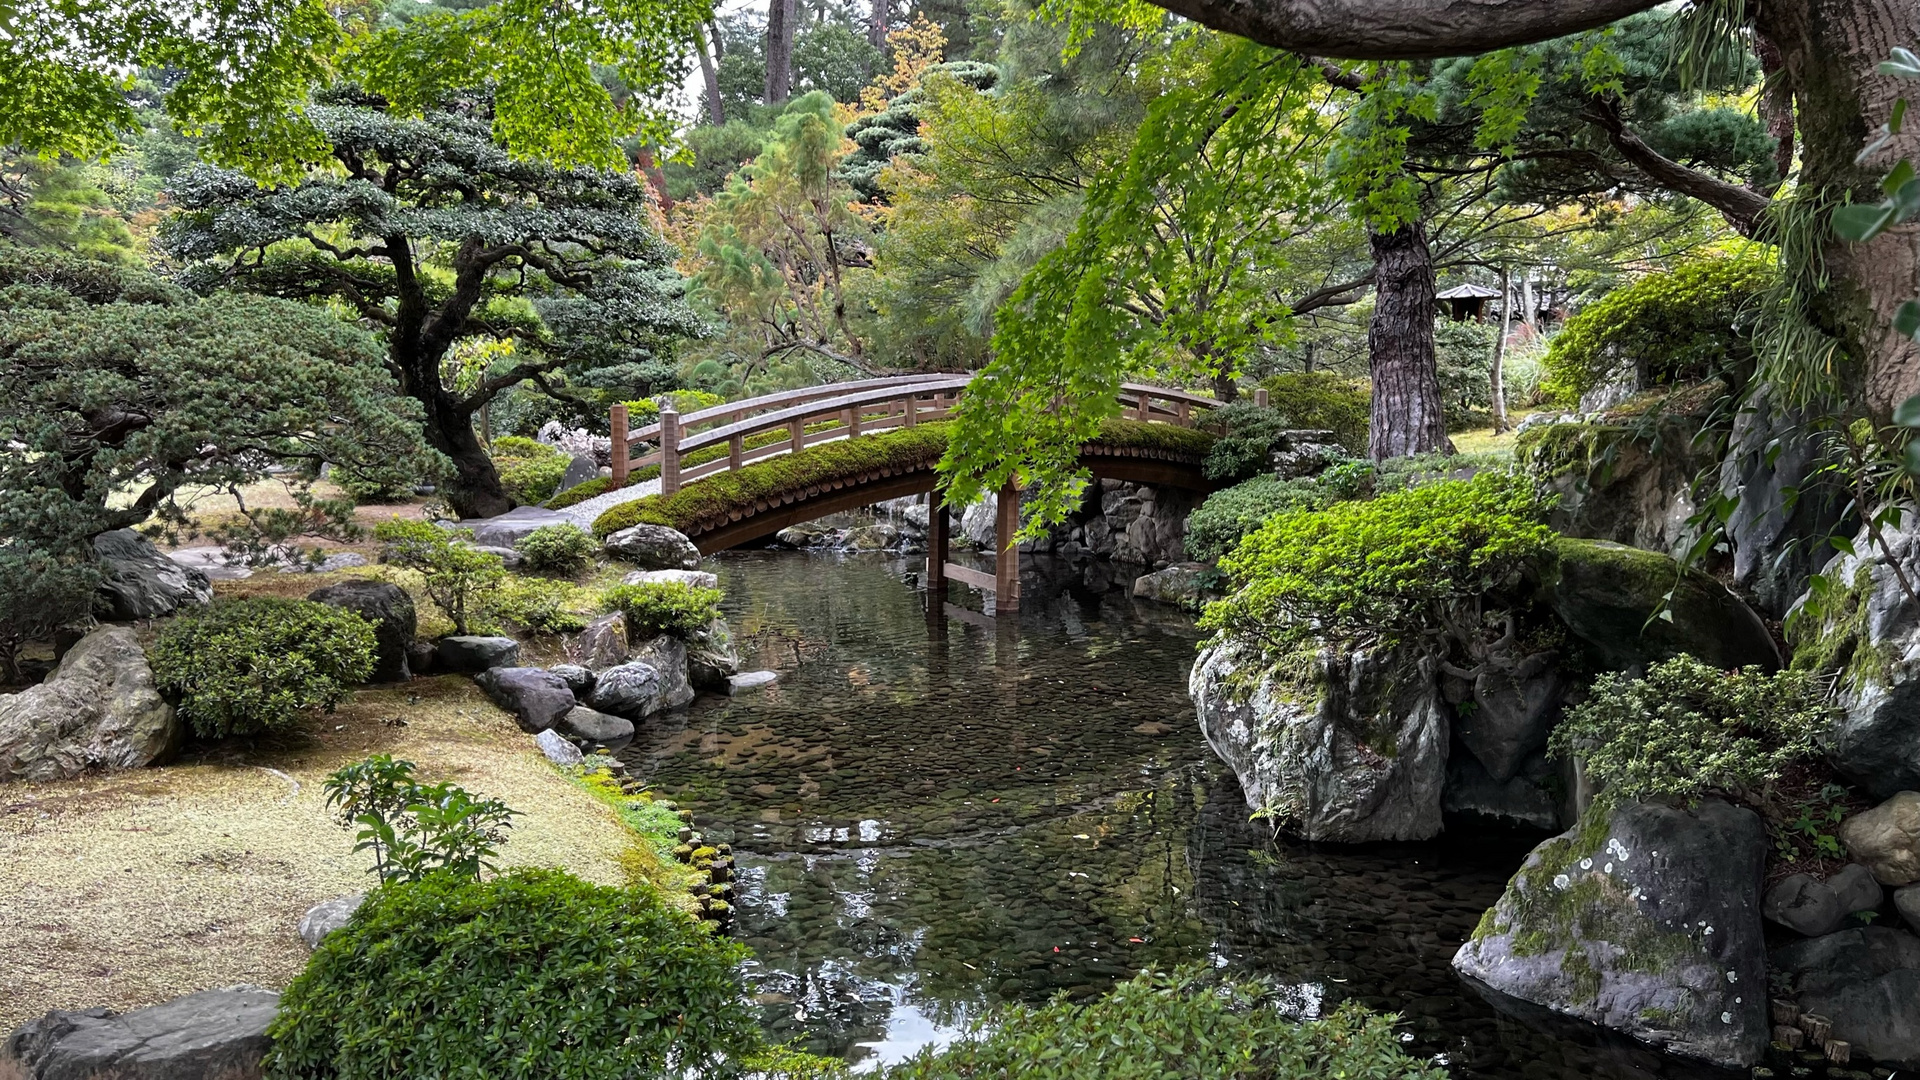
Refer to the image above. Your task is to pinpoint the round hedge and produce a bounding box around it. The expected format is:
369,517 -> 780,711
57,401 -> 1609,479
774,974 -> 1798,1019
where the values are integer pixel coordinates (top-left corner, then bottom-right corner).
265,869 -> 764,1080
150,597 -> 376,738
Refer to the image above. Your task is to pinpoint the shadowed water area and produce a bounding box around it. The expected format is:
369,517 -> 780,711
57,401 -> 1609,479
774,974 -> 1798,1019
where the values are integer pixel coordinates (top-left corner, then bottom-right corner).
621,551 -> 1735,1079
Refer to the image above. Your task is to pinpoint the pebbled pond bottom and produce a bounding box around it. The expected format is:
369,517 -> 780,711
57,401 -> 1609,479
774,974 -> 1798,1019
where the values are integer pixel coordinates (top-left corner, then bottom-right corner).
621,551 -> 1730,1079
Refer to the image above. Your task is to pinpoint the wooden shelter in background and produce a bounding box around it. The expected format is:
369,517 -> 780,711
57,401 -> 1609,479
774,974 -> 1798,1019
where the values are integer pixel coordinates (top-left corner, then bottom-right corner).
1436,282 -> 1502,322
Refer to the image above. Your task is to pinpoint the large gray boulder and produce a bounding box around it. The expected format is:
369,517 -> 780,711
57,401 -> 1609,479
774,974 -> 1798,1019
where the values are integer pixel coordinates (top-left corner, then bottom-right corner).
1443,749 -> 1564,831
571,613 -> 629,672
1794,524 -> 1920,798
1452,798 -> 1769,1068
1839,790 -> 1920,884
686,619 -> 740,691
0,627 -> 177,783
1521,419 -> 1709,563
297,893 -> 365,949
434,635 -> 519,673
1131,563 -> 1211,609
1452,648 -> 1566,783
474,667 -> 576,733
1191,639 -> 1447,842
555,705 -> 634,751
1772,926 -> 1920,1067
603,524 -> 701,570
92,529 -> 212,621
2,986 -> 279,1080
1716,391 -> 1850,616
1543,538 -> 1780,672
555,454 -> 599,495
1762,873 -> 1845,938
465,505 -> 575,548
630,635 -> 694,713
306,580 -> 415,682
587,661 -> 664,718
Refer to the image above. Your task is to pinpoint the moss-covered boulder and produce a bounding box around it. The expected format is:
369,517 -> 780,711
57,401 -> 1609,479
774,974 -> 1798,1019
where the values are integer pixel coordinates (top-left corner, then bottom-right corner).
1190,639 -> 1447,843
1516,420 -> 1710,561
1452,798 -> 1769,1068
1541,538 -> 1779,672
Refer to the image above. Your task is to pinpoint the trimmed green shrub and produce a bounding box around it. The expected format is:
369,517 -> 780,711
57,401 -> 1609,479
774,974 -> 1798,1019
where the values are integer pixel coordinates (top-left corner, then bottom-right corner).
1434,319 -> 1496,427
324,755 -> 516,883
1258,371 -> 1370,452
518,523 -> 598,573
1184,474 -> 1339,563
1200,471 -> 1554,661
491,435 -> 569,505
1540,253 -> 1774,404
151,598 -> 377,738
603,581 -> 723,640
545,476 -> 615,509
263,869 -> 768,1080
591,419 -> 1215,538
886,968 -> 1443,1080
1548,655 -> 1830,803
493,576 -> 591,634
373,518 -> 506,635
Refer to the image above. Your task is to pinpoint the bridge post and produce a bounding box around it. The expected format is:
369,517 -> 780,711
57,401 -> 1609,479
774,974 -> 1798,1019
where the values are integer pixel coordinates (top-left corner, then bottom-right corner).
994,478 -> 1021,613
789,418 -> 803,455
660,406 -> 681,496
903,394 -> 917,428
610,402 -> 629,487
926,493 -> 947,591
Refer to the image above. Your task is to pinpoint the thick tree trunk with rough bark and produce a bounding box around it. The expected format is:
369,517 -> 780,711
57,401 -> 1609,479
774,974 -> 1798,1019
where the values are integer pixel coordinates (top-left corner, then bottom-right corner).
868,0 -> 888,52
1756,0 -> 1920,417
392,337 -> 512,519
1368,222 -> 1449,459
766,0 -> 796,104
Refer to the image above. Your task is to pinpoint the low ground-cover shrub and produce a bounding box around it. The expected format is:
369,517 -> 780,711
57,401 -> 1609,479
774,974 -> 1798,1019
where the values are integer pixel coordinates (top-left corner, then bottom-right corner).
885,968 -> 1443,1080
151,598 -> 376,738
603,581 -> 724,639
1540,252 -> 1773,404
1258,371 -> 1370,451
1200,471 -> 1554,661
324,755 -> 515,883
518,523 -> 598,573
1185,475 -> 1340,563
264,869 -> 776,1080
1548,655 -> 1830,804
373,518 -> 506,635
492,435 -> 569,505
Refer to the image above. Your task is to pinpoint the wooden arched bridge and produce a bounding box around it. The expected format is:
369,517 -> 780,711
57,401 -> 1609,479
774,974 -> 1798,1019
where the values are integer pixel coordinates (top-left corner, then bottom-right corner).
608,373 -> 1239,611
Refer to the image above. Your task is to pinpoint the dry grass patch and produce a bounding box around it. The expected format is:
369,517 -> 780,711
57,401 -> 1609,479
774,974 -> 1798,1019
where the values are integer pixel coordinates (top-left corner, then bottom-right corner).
0,676 -> 631,1031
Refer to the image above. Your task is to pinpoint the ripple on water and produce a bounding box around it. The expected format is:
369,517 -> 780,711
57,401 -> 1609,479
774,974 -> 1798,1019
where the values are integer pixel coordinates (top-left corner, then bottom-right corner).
621,551 -> 1741,1079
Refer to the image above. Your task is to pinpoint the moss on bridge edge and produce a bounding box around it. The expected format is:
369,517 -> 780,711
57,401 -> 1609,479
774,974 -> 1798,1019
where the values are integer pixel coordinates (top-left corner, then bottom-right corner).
589,418 -> 1215,539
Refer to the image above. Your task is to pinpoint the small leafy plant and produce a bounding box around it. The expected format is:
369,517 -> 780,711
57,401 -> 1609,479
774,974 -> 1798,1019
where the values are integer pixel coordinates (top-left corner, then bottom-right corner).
602,580 -> 724,640
323,755 -> 516,883
1548,655 -> 1831,804
373,518 -> 507,635
516,522 -> 598,573
151,598 -> 377,738
491,576 -> 591,634
1771,781 -> 1852,865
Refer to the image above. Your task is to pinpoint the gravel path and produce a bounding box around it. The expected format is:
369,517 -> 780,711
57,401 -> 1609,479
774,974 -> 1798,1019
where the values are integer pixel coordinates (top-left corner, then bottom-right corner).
557,476 -> 661,527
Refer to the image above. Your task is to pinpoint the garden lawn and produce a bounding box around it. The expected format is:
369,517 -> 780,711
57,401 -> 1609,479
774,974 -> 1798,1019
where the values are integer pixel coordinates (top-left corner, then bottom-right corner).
0,673 -> 631,1031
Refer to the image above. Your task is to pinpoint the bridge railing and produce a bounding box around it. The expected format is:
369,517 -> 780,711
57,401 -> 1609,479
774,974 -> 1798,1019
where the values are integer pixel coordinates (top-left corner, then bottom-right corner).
611,374 -> 1227,496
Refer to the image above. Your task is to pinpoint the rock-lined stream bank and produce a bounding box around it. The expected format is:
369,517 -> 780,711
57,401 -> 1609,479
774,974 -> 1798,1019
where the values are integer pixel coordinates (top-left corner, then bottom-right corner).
619,551 -> 1750,1077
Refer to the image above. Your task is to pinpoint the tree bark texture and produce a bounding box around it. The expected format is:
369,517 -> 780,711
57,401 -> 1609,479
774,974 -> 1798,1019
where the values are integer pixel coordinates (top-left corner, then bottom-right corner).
868,0 -> 889,51
390,339 -> 512,519
1491,264 -> 1511,433
696,26 -> 725,124
1367,222 -> 1449,460
1139,0 -> 1664,61
766,0 -> 796,104
1755,0 -> 1920,417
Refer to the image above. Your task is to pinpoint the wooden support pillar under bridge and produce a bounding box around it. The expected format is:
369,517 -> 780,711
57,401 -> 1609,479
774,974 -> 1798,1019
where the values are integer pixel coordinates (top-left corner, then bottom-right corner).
925,478 -> 1022,614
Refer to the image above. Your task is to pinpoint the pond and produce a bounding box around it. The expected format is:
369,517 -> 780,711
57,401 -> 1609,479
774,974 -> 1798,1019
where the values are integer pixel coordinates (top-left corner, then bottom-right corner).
620,550 -> 1732,1079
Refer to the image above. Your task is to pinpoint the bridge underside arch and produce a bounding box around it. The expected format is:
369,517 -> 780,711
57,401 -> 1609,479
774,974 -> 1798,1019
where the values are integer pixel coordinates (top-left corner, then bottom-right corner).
684,455 -> 1218,554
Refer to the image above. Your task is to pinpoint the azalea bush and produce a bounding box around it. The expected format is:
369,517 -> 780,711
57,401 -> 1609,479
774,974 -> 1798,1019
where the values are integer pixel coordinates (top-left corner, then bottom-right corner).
151,598 -> 376,738
603,581 -> 723,640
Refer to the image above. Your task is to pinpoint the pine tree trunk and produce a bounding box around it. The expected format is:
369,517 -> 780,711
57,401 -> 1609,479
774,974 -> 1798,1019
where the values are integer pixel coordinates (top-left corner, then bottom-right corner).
430,394 -> 512,519
1758,0 -> 1920,418
1491,264 -> 1511,433
766,0 -> 796,104
1367,222 -> 1450,459
696,26 -> 725,124
868,0 -> 889,52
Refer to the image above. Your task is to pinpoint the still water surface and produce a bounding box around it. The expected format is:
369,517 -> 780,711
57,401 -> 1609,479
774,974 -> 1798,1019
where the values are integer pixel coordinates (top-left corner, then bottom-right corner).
621,551 -> 1729,1079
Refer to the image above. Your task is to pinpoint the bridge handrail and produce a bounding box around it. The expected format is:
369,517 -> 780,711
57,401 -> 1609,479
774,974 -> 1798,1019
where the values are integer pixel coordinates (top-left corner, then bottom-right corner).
610,374 -> 1229,494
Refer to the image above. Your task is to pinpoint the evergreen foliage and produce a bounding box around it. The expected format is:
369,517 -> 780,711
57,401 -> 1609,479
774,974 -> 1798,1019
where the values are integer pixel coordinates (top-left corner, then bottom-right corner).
601,582 -> 725,640
1540,253 -> 1775,403
1548,656 -> 1830,803
491,436 -> 570,506
372,519 -> 508,636
517,524 -> 599,574
151,599 -> 378,739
